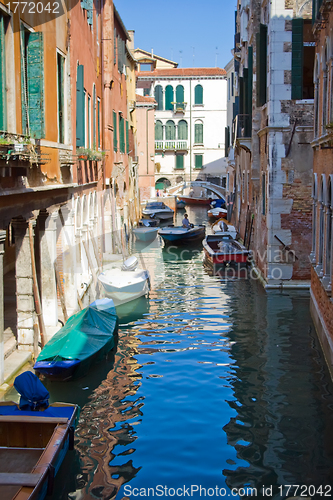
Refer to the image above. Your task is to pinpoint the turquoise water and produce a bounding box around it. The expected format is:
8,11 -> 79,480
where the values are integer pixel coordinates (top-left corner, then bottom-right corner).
49,207 -> 333,499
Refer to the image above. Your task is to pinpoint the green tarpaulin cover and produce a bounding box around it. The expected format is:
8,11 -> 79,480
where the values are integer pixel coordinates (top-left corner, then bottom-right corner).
37,299 -> 118,362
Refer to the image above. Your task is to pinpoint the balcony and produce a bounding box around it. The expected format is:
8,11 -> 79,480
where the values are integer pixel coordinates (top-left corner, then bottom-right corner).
172,102 -> 187,114
233,114 -> 251,151
155,140 -> 188,151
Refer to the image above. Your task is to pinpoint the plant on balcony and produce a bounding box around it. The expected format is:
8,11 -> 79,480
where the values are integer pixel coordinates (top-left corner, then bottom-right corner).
76,147 -> 106,161
326,122 -> 333,130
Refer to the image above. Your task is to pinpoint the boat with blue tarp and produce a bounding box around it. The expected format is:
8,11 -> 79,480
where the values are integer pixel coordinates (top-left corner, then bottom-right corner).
0,372 -> 79,500
158,225 -> 205,246
34,298 -> 118,381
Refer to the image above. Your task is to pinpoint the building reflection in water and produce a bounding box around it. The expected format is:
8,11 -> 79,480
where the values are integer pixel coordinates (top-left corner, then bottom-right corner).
222,282 -> 333,494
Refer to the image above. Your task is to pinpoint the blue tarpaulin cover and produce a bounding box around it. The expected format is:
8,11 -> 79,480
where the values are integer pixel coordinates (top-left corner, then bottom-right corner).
14,371 -> 50,410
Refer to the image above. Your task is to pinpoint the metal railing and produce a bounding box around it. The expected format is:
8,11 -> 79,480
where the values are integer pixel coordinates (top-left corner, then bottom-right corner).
155,140 -> 188,151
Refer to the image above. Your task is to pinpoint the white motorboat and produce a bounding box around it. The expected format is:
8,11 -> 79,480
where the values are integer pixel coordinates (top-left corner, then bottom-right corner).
98,256 -> 150,306
133,220 -> 159,242
212,219 -> 238,239
207,207 -> 228,219
142,201 -> 174,220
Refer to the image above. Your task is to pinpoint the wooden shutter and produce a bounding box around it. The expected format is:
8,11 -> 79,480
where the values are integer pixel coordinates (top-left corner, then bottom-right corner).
195,123 -> 203,144
256,24 -> 267,107
195,154 -> 203,169
27,32 -> 45,138
195,85 -> 203,105
292,18 -> 304,100
165,120 -> 175,140
76,64 -> 85,147
165,85 -> 174,111
176,154 -> 184,169
119,114 -> 125,153
225,127 -> 230,156
113,111 -> 117,151
0,14 -> 6,131
114,28 -> 117,65
97,99 -> 101,148
178,120 -> 188,140
155,121 -> 163,140
57,53 -> 65,143
126,120 -> 129,153
176,85 -> 184,109
20,28 -> 28,135
154,85 -> 163,110
93,86 -> 96,148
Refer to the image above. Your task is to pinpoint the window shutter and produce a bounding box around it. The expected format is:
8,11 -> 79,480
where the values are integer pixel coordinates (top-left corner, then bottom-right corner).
97,99 -> 101,148
20,28 -> 28,135
87,0 -> 93,25
256,24 -> 267,107
176,85 -> 184,110
119,114 -> 125,153
113,111 -> 117,151
195,85 -> 203,105
225,127 -> 230,156
0,14 -> 7,131
195,154 -> 203,169
154,85 -> 163,110
27,32 -> 45,138
165,85 -> 174,111
155,121 -> 163,140
292,18 -> 304,100
57,54 -> 65,144
248,46 -> 253,118
93,86 -> 96,148
176,154 -> 184,169
178,120 -> 188,140
126,120 -> 129,153
76,64 -> 85,147
165,120 -> 175,140
114,28 -> 117,65
195,123 -> 203,144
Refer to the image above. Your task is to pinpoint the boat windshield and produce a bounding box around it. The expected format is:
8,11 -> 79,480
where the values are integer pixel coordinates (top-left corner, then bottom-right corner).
146,202 -> 166,209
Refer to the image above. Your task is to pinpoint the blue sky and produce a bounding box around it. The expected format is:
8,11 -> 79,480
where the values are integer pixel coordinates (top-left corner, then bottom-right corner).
117,0 -> 236,69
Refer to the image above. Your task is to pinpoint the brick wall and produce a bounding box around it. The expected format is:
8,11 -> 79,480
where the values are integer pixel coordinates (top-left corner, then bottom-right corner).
311,268 -> 333,339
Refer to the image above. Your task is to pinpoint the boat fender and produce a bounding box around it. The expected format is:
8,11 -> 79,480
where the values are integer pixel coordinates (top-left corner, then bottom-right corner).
47,464 -> 55,496
147,273 -> 151,291
190,224 -> 194,228
68,426 -> 75,450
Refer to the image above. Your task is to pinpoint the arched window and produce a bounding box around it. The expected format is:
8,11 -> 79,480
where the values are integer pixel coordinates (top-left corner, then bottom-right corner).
318,176 -> 325,273
324,176 -> 332,288
155,120 -> 163,140
165,85 -> 174,111
311,173 -> 318,263
176,85 -> 184,110
195,84 -> 203,105
154,85 -> 163,110
314,57 -> 319,137
323,44 -> 328,130
194,121 -> 203,144
165,120 -> 175,140
178,120 -> 188,140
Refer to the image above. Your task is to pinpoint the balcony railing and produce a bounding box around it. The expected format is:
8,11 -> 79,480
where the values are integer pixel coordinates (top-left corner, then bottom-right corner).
171,102 -> 187,113
155,140 -> 188,151
232,114 -> 251,146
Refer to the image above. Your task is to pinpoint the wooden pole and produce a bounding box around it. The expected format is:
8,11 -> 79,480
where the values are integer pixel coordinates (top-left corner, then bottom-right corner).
33,319 -> 39,361
77,291 -> 83,310
28,221 -> 45,348
82,240 -> 99,297
54,261 -> 68,323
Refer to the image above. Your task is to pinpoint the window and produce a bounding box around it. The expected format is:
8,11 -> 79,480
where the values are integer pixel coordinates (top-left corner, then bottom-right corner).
117,36 -> 125,74
176,154 -> 184,169
195,154 -> 203,169
119,113 -> 125,153
93,85 -> 96,148
165,120 -> 175,140
0,13 -> 7,131
21,26 -> 45,138
155,120 -> 163,140
140,63 -> 152,71
114,28 -> 117,65
57,53 -> 65,143
231,72 -> 234,97
143,88 -> 150,96
176,85 -> 184,110
154,85 -> 163,110
291,19 -> 315,100
165,85 -> 174,111
97,98 -> 101,148
178,120 -> 188,140
76,64 -> 85,147
87,94 -> 91,147
113,110 -> 117,151
194,121 -> 203,144
195,84 -> 203,105
126,120 -> 129,154
256,24 -> 267,107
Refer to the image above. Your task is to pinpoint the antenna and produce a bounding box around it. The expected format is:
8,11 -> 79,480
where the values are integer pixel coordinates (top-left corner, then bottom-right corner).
215,47 -> 219,67
191,46 -> 195,66
179,50 -> 183,67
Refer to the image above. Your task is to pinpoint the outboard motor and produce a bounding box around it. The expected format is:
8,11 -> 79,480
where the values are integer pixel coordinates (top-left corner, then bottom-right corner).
121,255 -> 139,271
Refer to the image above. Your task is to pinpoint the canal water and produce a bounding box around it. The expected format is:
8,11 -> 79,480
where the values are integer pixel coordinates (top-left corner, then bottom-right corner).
16,207 -> 333,498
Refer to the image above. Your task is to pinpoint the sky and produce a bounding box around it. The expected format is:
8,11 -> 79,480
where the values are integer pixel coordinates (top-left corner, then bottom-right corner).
117,0 -> 237,69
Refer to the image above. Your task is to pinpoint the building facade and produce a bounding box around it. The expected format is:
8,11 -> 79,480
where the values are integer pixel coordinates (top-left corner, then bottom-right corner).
310,0 -> 333,378
229,0 -> 314,286
136,66 -> 228,191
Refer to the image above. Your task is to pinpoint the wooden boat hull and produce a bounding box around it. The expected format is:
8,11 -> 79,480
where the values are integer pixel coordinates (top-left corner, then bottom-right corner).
178,196 -> 215,206
202,235 -> 250,265
0,402 -> 78,500
159,226 -> 205,246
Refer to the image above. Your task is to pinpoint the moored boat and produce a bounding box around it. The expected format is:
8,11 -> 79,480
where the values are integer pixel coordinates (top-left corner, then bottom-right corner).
177,195 -> 217,206
158,225 -> 206,246
142,201 -> 174,220
98,256 -> 150,306
176,199 -> 186,209
0,372 -> 79,500
133,225 -> 158,242
202,234 -> 251,266
207,207 -> 228,219
34,298 -> 118,381
212,219 -> 238,239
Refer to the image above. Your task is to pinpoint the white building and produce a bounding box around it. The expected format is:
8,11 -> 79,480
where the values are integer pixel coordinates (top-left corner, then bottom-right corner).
136,67 -> 228,189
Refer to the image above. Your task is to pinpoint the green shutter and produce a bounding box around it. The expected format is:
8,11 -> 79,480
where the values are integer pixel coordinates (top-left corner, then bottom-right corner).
27,32 -> 45,138
176,154 -> 184,169
176,85 -> 184,109
178,120 -> 188,140
154,85 -> 163,110
155,120 -> 163,140
20,27 -> 28,135
225,127 -> 230,156
195,154 -> 203,169
165,120 -> 175,140
292,18 -> 304,100
0,14 -> 7,131
195,85 -> 203,105
256,24 -> 267,107
97,99 -> 101,148
126,120 -> 129,153
57,53 -> 65,143
87,0 -> 93,25
195,123 -> 203,144
165,85 -> 174,110
119,114 -> 125,153
93,86 -> 96,148
113,111 -> 117,151
76,64 -> 85,147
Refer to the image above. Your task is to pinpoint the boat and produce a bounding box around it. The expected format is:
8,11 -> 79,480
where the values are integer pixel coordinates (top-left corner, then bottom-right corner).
176,199 -> 186,209
207,207 -> 228,219
138,218 -> 159,227
98,256 -> 150,306
133,220 -> 159,242
177,195 -> 217,206
158,225 -> 206,246
34,298 -> 118,381
212,219 -> 238,239
210,199 -> 226,209
142,201 -> 174,220
0,371 -> 79,500
202,233 -> 251,266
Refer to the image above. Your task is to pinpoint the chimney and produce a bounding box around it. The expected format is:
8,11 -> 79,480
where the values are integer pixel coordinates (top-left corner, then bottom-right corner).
128,30 -> 135,51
